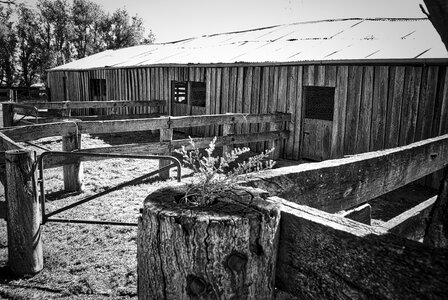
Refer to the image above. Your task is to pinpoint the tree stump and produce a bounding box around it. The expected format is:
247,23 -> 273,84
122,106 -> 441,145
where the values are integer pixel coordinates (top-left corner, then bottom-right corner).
138,185 -> 280,299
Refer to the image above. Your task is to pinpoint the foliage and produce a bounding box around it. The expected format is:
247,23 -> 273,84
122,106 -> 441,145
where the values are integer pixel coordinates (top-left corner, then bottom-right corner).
0,0 -> 154,88
0,4 -> 17,86
175,137 -> 275,206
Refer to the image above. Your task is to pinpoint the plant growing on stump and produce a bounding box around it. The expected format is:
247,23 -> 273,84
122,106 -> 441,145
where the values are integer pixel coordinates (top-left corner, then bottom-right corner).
175,136 -> 275,206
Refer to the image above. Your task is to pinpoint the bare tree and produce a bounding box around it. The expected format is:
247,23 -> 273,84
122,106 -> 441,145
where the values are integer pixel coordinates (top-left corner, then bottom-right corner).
422,0 -> 448,51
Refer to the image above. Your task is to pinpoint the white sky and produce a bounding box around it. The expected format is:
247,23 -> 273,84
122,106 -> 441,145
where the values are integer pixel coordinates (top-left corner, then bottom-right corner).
23,0 -> 428,43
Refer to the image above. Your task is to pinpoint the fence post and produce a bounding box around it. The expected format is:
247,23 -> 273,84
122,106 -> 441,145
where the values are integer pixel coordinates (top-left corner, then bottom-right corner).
159,121 -> 173,180
2,103 -> 14,127
222,121 -> 234,155
268,119 -> 281,159
62,120 -> 83,192
5,149 -> 43,276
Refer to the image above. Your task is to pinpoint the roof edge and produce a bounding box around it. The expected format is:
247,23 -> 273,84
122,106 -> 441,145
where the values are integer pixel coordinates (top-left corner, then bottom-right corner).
47,57 -> 448,72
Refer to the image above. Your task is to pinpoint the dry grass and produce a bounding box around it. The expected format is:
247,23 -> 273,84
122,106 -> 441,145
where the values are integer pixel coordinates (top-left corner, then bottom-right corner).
0,132 -> 192,299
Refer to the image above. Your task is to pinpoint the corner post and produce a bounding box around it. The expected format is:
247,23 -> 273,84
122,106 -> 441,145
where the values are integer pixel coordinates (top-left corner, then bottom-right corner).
5,149 -> 43,276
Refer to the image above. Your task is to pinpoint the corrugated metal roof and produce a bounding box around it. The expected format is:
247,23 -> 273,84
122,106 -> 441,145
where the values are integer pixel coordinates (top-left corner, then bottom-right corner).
50,18 -> 448,71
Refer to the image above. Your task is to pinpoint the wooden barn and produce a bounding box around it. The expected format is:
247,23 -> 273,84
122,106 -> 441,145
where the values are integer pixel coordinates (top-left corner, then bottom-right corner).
47,18 -> 448,163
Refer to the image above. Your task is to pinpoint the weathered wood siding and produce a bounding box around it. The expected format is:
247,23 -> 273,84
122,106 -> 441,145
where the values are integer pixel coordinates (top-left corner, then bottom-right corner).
48,64 -> 448,162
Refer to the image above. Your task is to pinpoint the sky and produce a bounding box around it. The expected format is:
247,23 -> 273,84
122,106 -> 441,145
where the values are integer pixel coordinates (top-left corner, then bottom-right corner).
24,0 -> 427,43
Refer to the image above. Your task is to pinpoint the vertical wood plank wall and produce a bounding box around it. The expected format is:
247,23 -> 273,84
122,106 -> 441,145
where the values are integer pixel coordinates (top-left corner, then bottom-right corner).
47,64 -> 448,163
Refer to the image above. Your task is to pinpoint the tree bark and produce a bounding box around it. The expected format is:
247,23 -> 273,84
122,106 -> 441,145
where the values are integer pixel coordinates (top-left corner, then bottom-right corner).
138,185 -> 280,299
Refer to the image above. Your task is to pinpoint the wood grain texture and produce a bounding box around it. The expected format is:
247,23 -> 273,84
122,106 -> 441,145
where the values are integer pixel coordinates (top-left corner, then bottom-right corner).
138,185 -> 280,299
285,66 -> 298,159
424,171 -> 448,248
5,150 -> 43,276
356,66 -> 373,153
330,66 -> 348,158
337,203 -> 371,225
385,66 -> 405,148
159,128 -> 173,180
250,67 -> 261,151
384,196 -> 436,241
399,66 -> 422,146
62,129 -> 84,192
344,66 -> 363,155
416,66 -> 438,141
293,66 -> 303,160
244,134 -> 448,213
370,66 -> 389,151
274,197 -> 448,299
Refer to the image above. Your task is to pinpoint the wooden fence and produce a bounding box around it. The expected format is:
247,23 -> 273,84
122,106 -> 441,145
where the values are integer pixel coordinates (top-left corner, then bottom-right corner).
1,109 -> 446,298
138,133 -> 448,299
0,112 -> 290,275
1,100 -> 166,127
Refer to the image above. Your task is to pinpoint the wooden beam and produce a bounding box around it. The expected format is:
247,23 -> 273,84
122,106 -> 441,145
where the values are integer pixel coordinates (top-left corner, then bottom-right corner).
42,143 -> 170,169
337,203 -> 371,225
169,113 -> 290,128
12,104 -> 39,117
0,131 -> 24,151
171,131 -> 290,150
424,170 -> 448,248
1,122 -> 78,142
0,113 -> 290,142
274,197 -> 448,299
383,195 -> 436,240
244,134 -> 448,213
18,100 -> 166,110
77,118 -> 169,134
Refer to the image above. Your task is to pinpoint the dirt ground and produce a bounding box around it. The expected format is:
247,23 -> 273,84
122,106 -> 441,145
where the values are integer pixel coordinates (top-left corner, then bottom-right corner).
0,131 -> 437,299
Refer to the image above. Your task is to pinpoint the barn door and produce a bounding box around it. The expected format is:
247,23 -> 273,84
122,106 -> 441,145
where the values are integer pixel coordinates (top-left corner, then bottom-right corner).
301,86 -> 335,161
171,81 -> 206,136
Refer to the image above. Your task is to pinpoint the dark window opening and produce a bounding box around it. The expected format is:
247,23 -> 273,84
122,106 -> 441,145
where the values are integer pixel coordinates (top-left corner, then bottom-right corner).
190,82 -> 206,107
90,79 -> 106,99
172,81 -> 206,107
304,86 -> 335,121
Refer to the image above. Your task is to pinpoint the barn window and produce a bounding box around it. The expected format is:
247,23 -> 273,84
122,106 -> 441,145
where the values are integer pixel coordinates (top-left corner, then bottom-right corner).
189,82 -> 206,107
90,79 -> 106,98
172,81 -> 206,107
303,86 -> 335,121
172,81 -> 187,104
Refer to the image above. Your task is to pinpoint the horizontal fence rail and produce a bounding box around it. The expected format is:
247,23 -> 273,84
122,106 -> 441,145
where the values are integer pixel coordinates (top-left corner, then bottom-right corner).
3,100 -> 166,110
0,113 -> 291,140
244,133 -> 448,213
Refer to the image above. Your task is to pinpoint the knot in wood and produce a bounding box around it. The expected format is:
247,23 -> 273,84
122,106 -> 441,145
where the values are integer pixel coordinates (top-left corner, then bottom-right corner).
227,252 -> 247,273
187,275 -> 207,296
